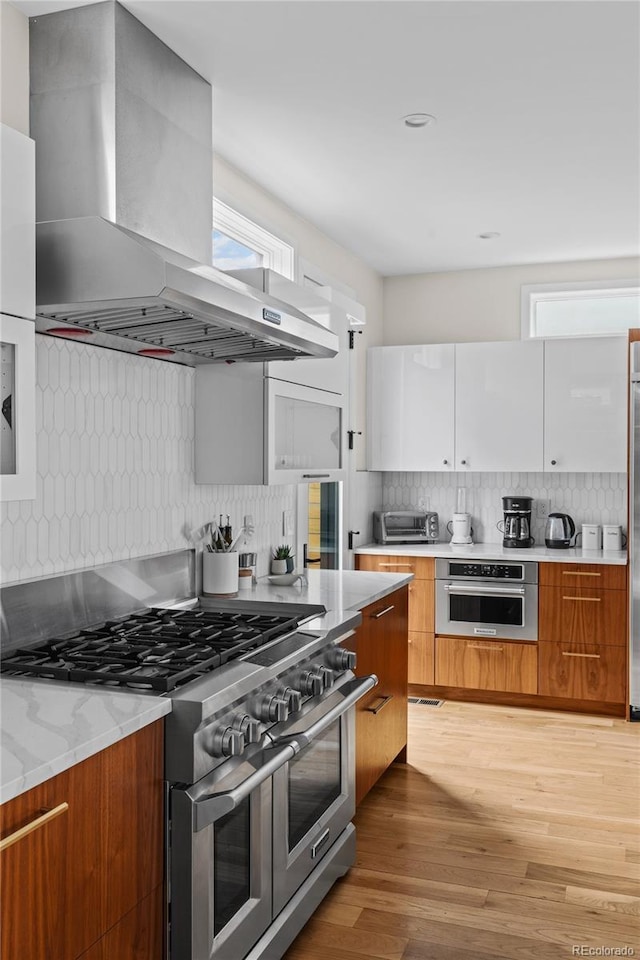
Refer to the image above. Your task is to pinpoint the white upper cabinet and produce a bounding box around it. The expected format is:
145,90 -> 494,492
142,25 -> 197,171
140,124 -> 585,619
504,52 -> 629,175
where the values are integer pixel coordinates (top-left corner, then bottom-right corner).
367,344 -> 455,471
0,125 -> 35,320
543,336 -> 627,472
195,365 -> 345,486
454,340 -> 544,472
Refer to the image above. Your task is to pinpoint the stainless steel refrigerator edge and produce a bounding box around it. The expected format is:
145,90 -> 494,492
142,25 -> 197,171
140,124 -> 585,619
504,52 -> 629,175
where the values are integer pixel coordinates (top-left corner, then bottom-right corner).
630,341 -> 640,716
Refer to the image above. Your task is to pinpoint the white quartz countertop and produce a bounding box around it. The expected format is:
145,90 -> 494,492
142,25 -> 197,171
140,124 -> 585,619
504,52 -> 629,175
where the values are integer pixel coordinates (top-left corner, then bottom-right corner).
1,569 -> 409,805
354,542 -> 628,566
240,568 -> 413,611
1,679 -> 171,804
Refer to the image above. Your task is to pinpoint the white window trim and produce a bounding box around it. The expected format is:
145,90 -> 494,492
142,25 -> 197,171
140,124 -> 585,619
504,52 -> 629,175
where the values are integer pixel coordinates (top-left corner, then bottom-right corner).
212,198 -> 295,279
521,278 -> 640,339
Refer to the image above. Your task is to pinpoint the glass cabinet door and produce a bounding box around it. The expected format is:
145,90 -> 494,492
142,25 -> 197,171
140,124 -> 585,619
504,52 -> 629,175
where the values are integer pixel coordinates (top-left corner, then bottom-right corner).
266,379 -> 345,484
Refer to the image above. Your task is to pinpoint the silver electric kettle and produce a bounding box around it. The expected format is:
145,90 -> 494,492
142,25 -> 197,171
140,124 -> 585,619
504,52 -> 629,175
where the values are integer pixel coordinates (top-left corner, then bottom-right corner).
545,512 -> 575,549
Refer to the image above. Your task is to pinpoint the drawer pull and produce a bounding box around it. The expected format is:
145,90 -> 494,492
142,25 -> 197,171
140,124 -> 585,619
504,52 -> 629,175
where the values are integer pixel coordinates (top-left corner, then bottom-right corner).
0,802 -> 69,853
378,563 -> 414,569
365,694 -> 393,714
562,595 -> 602,603
562,652 -> 601,659
372,604 -> 395,619
467,643 -> 504,652
561,571 -> 601,577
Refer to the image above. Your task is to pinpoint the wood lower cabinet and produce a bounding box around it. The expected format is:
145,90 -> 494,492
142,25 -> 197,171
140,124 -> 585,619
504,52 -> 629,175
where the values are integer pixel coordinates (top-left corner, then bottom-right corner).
0,721 -> 164,960
349,586 -> 409,805
539,641 -> 626,703
355,554 -> 434,684
435,636 -> 538,694
408,631 -> 435,686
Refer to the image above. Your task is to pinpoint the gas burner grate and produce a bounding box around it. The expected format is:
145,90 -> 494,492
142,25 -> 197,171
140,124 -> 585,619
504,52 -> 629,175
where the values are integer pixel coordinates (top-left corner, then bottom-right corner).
1,607 -> 300,691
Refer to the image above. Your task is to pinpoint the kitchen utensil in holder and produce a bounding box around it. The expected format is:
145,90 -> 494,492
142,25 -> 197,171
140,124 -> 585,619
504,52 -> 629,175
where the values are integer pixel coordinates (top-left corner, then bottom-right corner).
202,551 -> 239,595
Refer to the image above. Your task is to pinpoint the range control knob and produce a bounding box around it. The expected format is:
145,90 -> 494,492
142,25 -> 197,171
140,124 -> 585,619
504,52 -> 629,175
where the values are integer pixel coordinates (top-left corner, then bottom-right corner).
278,686 -> 303,713
319,667 -> 335,689
209,726 -> 245,758
328,649 -> 357,672
299,670 -> 323,697
256,695 -> 289,724
233,715 -> 261,745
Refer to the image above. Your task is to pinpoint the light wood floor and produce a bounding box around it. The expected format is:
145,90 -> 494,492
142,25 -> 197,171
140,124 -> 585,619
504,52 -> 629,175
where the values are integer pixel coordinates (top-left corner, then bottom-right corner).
284,700 -> 640,960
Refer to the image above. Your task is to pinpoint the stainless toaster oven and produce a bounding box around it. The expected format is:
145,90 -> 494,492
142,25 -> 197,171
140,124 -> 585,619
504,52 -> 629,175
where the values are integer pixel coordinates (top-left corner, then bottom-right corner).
373,511 -> 439,544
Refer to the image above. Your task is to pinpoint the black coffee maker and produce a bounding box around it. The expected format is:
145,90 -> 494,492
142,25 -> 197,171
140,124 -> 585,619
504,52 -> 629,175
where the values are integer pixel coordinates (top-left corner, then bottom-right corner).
502,496 -> 534,548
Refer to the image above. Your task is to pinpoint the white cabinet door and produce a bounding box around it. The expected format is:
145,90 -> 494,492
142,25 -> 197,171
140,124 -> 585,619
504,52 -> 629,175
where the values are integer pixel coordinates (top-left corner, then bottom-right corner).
367,344 -> 455,471
455,341 -> 544,472
0,125 -> 35,320
544,336 -> 627,472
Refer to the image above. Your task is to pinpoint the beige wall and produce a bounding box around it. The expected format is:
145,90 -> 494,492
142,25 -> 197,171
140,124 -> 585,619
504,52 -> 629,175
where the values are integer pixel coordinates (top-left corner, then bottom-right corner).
0,2 -> 29,135
383,256 -> 640,345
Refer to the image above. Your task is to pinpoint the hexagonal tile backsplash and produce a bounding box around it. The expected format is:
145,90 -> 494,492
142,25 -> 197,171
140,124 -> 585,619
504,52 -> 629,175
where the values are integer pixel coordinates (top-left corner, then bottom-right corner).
0,336 -> 296,584
383,471 -> 627,545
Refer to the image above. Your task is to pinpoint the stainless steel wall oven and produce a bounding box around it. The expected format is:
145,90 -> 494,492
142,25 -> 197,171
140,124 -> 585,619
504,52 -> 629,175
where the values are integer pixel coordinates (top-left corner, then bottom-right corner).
435,559 -> 538,641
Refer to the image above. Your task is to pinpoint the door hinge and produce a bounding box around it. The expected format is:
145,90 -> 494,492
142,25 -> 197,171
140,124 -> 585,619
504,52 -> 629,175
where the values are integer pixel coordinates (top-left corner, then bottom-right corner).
348,530 -> 360,550
347,430 -> 362,450
348,330 -> 363,349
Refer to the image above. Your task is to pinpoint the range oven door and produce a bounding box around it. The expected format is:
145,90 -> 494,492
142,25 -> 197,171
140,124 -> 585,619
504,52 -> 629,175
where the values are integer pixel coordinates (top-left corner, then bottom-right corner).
435,580 -> 538,641
170,742 -> 295,960
268,674 -> 377,915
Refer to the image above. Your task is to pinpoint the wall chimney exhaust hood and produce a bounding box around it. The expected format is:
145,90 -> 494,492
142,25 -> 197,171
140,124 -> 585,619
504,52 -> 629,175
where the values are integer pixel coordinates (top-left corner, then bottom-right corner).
29,2 -> 337,365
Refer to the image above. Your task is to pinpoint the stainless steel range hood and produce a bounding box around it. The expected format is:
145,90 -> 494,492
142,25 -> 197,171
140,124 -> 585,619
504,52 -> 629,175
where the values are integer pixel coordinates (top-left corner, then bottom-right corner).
34,217 -> 337,363
29,2 -> 337,365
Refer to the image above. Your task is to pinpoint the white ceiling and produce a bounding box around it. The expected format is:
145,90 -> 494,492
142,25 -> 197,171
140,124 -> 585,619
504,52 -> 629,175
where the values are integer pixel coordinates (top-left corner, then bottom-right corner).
13,0 -> 640,275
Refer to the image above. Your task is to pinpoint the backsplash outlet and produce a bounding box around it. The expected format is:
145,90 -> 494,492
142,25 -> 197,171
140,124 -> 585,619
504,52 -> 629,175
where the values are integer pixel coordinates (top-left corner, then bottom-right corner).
383,471 -> 627,545
0,336 -> 296,584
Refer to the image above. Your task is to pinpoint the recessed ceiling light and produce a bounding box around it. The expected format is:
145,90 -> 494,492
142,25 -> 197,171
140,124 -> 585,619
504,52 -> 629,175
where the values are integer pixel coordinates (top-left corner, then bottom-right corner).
478,231 -> 501,240
47,327 -> 93,337
403,113 -> 437,129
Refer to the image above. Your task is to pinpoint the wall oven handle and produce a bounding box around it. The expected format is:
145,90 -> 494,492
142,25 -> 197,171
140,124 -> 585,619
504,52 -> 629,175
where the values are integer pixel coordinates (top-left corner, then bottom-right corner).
443,583 -> 526,597
269,675 -> 378,752
192,744 -> 296,830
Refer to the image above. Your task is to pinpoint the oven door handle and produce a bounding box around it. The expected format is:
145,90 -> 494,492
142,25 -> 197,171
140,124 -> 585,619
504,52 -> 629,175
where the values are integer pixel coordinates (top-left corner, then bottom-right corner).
192,743 -> 296,830
269,674 -> 378,752
444,583 -> 526,597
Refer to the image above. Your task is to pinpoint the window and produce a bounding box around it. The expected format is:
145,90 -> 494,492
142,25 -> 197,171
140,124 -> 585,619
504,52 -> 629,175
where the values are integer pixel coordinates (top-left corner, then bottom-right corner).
522,279 -> 640,339
212,199 -> 294,279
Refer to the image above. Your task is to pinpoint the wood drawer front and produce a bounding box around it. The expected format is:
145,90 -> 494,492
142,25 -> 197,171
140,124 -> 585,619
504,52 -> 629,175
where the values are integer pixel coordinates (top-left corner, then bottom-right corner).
435,636 -> 538,694
356,554 -> 434,580
408,632 -> 435,685
539,586 -> 627,646
539,641 -> 626,703
408,578 -> 434,632
539,562 -> 626,590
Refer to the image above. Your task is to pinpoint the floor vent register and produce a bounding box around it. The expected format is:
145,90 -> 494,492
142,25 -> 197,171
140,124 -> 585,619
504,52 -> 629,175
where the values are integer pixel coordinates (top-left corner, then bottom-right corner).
408,697 -> 444,707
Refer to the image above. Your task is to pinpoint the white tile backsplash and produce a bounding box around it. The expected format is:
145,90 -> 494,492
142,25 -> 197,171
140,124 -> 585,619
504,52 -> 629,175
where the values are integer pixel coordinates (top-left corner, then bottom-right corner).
0,336 -> 296,583
382,471 -> 627,545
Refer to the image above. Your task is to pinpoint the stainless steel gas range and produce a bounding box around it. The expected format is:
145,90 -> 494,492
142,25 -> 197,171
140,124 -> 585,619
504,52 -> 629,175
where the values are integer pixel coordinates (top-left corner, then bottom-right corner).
0,551 -> 376,960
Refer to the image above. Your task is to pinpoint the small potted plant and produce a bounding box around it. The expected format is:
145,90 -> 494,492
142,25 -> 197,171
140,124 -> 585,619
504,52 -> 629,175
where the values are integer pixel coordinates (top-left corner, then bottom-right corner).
271,544 -> 294,574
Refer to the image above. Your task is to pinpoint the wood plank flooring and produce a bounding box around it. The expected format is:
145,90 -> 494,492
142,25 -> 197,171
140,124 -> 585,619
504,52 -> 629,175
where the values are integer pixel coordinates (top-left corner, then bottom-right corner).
284,700 -> 640,960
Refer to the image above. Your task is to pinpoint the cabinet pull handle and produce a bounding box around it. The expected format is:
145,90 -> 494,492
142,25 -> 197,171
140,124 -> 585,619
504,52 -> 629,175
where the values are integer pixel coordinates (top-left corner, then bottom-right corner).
302,474 -> 331,479
561,571 -> 601,577
378,563 -> 414,569
372,604 -> 395,619
0,802 -> 69,853
467,643 -> 504,651
365,694 -> 393,714
562,651 -> 601,659
562,595 -> 602,602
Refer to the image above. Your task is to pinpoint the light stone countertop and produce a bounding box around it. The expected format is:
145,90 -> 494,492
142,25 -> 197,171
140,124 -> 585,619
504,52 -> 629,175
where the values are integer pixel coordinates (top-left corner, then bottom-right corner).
1,568 -> 410,804
354,542 -> 628,566
1,679 -> 171,804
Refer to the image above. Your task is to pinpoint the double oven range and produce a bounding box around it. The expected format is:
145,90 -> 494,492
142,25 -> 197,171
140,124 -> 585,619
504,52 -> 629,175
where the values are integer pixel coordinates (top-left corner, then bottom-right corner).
0,552 -> 376,960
